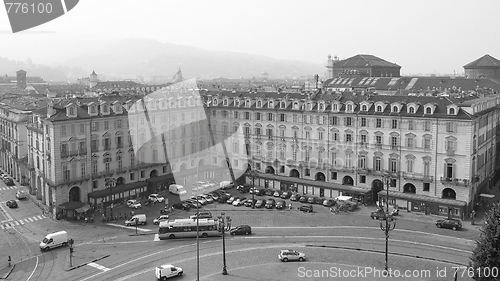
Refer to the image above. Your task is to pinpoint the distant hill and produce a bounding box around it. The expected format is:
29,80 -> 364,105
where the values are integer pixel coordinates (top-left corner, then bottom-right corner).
0,56 -> 70,81
61,38 -> 324,79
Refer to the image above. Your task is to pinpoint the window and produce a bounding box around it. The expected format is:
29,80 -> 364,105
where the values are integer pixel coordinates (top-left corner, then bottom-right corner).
116,120 -> 122,128
305,168 -> 310,176
256,112 -> 261,121
104,121 -> 109,130
268,113 -> 273,121
130,172 -> 135,181
446,122 -> 455,133
424,120 -> 431,131
141,170 -> 145,178
376,135 -> 382,145
361,117 -> 367,127
392,120 -> 398,129
409,107 -> 415,114
61,125 -> 67,136
377,105 -> 382,112
389,158 -> 397,172
376,119 -> 382,128
232,142 -> 239,153
426,107 -> 432,114
330,116 -> 338,125
280,128 -> 285,137
305,150 -> 310,162
360,175 -> 366,183
244,126 -> 250,136
305,131 -> 310,139
345,133 -> 352,143
344,117 -> 352,126
292,114 -> 298,123
391,136 -> 398,148
449,108 -> 455,115
345,154 -> 352,167
292,149 -> 297,161
255,128 -> 261,136
79,124 -> 85,133
408,120 -> 414,130
392,106 -> 398,113
407,137 -> 414,148
358,156 -> 366,168
245,112 -> 250,120
360,134 -> 367,144
361,105 -> 367,111
423,182 -> 430,192
92,159 -> 98,175
318,131 -> 323,140
374,157 -> 381,171
424,161 -> 430,176
406,159 -> 414,173
63,165 -> 70,180
256,145 -> 261,156
280,114 -> 286,122
331,172 -> 337,180
445,140 -> 455,152
424,138 -> 431,149
93,180 -> 98,189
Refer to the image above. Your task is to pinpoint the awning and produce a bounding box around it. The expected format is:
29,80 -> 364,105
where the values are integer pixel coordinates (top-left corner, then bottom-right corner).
87,181 -> 148,199
75,205 -> 90,213
58,201 -> 86,210
480,193 -> 495,198
336,196 -> 353,201
378,190 -> 467,207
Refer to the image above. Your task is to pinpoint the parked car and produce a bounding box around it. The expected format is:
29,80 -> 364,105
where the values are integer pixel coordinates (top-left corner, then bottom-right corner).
278,249 -> 306,262
173,202 -> 190,210
226,196 -> 239,205
299,196 -> 309,203
254,188 -> 266,196
200,194 -> 214,204
127,200 -> 142,209
16,190 -> 27,200
370,210 -> 394,220
230,225 -> 252,235
4,178 -> 14,186
298,204 -> 313,213
323,199 -> 335,207
275,200 -> 286,210
264,189 -> 275,196
436,218 -> 462,231
6,200 -> 18,208
273,190 -> 282,197
208,192 -> 220,201
280,191 -> 292,199
255,199 -> 266,208
184,199 -> 202,208
232,197 -> 247,206
265,198 -> 276,209
290,193 -> 300,201
153,215 -> 170,225
218,194 -> 231,203
307,196 -> 319,204
148,194 -> 165,203
195,196 -> 208,205
244,199 -> 257,207
239,185 -> 251,193
190,211 -> 213,219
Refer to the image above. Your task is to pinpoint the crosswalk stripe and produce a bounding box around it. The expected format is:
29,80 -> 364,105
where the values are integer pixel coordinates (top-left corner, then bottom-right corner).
27,218 -> 33,222
106,223 -> 152,232
19,220 -> 25,225
0,225 -> 4,229
36,215 -> 43,220
87,262 -> 110,272
14,221 -> 19,226
153,234 -> 160,241
31,217 -> 38,221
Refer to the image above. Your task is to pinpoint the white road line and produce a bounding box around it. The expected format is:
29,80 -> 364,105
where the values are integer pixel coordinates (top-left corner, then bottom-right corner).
19,220 -> 25,224
106,223 -> 152,232
153,234 -> 160,241
36,215 -> 43,220
87,262 -> 110,272
0,225 -> 4,229
31,217 -> 38,221
27,218 -> 33,222
14,221 -> 19,226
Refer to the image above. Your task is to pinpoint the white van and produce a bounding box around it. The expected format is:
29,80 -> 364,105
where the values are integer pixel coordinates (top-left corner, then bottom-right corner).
155,264 -> 183,280
40,231 -> 68,251
125,214 -> 147,226
169,184 -> 187,195
219,181 -> 233,190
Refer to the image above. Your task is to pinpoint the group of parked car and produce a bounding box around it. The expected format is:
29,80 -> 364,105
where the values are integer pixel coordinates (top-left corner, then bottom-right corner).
0,173 -> 15,186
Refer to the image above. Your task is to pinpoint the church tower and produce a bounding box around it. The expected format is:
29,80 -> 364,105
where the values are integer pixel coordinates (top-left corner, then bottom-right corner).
172,68 -> 184,83
89,70 -> 98,88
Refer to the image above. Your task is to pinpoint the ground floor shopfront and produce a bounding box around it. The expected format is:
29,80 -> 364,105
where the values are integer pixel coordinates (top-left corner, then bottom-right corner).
377,190 -> 467,220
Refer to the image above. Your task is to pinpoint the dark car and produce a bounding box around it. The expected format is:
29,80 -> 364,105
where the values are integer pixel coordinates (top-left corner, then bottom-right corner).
298,204 -> 313,213
244,199 -> 257,207
255,199 -> 266,208
299,196 -> 309,203
370,210 -> 394,220
218,194 -> 231,203
264,189 -> 275,196
275,200 -> 286,210
265,198 -> 276,209
173,202 -> 190,210
290,193 -> 299,201
5,179 -> 15,186
230,225 -> 252,235
227,196 -> 239,204
255,189 -> 266,196
436,218 -> 462,231
6,200 -> 18,208
239,185 -> 251,193
323,199 -> 335,207
307,196 -> 319,204
280,191 -> 292,199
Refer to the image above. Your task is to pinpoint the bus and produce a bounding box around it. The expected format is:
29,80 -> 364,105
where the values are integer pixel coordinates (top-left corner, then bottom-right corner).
158,219 -> 221,239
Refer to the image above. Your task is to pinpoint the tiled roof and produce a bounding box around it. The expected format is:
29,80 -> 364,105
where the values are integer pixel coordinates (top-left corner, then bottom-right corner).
333,54 -> 401,68
464,54 -> 500,68
324,76 -> 500,92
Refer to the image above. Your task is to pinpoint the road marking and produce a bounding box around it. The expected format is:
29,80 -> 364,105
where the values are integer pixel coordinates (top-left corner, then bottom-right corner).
87,262 -> 110,272
153,234 -> 160,241
106,223 -> 152,232
36,215 -> 43,220
19,220 -> 25,224
0,215 -> 47,229
32,217 -> 39,221
27,218 -> 34,222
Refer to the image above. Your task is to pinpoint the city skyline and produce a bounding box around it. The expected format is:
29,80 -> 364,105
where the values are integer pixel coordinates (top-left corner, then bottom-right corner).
0,0 -> 498,76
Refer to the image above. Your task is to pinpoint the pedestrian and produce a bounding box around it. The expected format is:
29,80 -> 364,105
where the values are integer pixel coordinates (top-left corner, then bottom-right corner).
84,217 -> 88,226
288,203 -> 292,210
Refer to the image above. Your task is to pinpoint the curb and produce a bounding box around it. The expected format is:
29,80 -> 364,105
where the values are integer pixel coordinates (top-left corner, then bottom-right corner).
0,264 -> 15,280
128,232 -> 156,236
65,254 -> 110,271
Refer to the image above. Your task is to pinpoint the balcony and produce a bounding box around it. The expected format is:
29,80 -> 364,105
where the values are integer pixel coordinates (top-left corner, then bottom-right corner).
446,150 -> 455,156
99,169 -> 115,177
338,166 -> 355,173
91,146 -> 98,153
286,159 -> 297,167
403,172 -> 434,182
391,145 -> 399,151
357,168 -> 372,175
61,151 -> 69,158
116,167 -> 128,174
440,177 -> 470,186
60,175 -> 92,185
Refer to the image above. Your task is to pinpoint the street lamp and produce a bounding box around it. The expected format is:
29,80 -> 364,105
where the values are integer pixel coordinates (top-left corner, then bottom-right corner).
217,212 -> 232,275
379,175 -> 396,275
249,170 -> 258,209
106,177 -> 116,219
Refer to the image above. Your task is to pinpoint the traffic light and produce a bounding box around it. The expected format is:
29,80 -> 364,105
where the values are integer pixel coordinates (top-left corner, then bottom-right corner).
70,247 -> 74,254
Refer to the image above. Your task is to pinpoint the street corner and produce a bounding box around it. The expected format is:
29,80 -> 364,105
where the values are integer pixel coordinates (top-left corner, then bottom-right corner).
65,251 -> 110,271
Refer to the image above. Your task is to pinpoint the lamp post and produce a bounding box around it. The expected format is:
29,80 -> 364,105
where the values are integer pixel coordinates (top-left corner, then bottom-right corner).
106,177 -> 116,219
217,212 -> 231,275
249,170 -> 257,209
379,175 -> 396,275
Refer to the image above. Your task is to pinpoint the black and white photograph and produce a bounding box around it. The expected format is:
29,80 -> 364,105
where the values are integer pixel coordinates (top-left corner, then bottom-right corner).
0,1 -> 499,280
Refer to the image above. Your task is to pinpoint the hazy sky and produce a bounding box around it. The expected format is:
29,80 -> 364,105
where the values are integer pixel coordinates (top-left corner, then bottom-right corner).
0,0 -> 499,75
